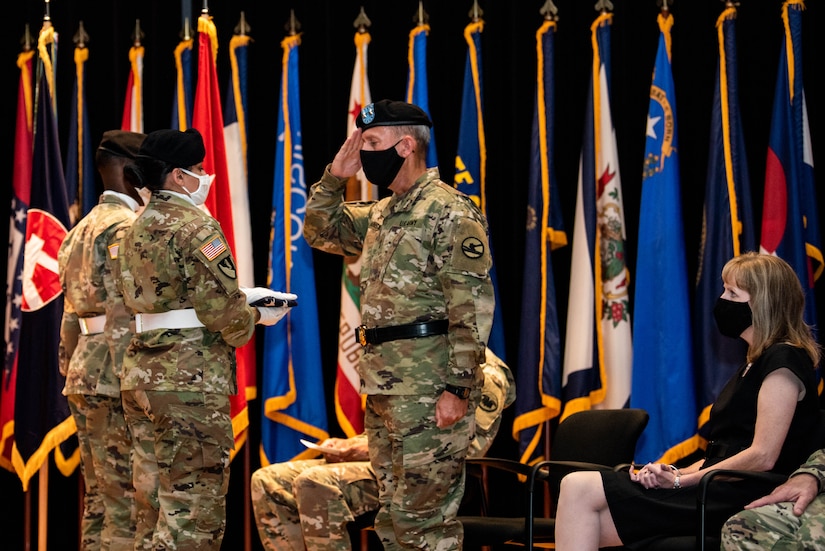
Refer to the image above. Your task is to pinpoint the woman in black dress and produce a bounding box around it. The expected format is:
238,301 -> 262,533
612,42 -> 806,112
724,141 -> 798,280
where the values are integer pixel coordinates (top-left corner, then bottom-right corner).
554,252 -> 821,550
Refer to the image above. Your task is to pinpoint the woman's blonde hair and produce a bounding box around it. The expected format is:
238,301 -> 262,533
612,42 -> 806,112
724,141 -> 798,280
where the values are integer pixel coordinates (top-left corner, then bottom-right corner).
721,252 -> 820,366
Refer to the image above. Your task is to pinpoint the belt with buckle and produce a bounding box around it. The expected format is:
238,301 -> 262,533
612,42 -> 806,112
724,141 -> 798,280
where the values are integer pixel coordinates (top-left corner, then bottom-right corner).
355,319 -> 448,347
134,309 -> 205,333
79,314 -> 107,335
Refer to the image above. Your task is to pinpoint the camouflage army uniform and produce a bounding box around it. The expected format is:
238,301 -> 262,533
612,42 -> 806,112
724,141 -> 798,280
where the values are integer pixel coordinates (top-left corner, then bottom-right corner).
119,190 -> 256,551
304,166 -> 495,550
721,448 -> 825,550
58,192 -> 139,551
250,352 -> 515,551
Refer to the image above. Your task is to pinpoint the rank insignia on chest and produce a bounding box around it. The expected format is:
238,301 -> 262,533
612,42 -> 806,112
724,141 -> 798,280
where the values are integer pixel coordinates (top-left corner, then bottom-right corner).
108,243 -> 120,259
200,236 -> 227,261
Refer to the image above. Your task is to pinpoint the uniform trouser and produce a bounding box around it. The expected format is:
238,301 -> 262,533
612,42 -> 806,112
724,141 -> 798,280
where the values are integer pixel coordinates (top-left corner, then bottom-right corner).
365,394 -> 474,551
68,393 -> 136,551
250,459 -> 379,551
122,390 -> 232,551
720,496 -> 825,550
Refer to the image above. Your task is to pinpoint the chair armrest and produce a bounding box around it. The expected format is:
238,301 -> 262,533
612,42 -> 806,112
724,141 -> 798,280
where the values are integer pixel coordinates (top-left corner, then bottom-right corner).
466,457 -> 535,478
694,469 -> 787,551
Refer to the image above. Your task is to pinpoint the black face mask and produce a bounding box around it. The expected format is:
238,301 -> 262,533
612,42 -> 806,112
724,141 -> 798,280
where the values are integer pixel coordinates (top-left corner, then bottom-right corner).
713,297 -> 753,339
360,139 -> 405,190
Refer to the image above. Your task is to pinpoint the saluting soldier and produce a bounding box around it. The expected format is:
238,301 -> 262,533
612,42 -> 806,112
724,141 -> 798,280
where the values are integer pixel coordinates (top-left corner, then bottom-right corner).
250,349 -> 516,551
118,128 -> 291,551
303,99 -> 495,550
58,130 -> 146,551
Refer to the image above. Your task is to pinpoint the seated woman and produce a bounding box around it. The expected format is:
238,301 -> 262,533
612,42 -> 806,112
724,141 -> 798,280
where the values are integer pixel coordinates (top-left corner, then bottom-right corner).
554,252 -> 822,550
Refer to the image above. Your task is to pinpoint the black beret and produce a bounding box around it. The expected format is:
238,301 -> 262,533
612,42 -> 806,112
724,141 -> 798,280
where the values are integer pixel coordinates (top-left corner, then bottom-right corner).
139,128 -> 205,168
98,130 -> 146,159
355,99 -> 432,130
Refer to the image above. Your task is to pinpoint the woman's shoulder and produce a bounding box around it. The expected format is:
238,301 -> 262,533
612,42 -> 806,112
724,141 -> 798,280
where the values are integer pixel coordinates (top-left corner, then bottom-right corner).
756,343 -> 815,380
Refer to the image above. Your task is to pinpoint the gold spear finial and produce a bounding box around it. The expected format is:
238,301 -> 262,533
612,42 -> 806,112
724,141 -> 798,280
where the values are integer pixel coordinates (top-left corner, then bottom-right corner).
468,0 -> 483,22
73,21 -> 90,48
354,6 -> 371,32
132,19 -> 144,47
235,11 -> 252,36
412,1 -> 429,26
540,0 -> 559,21
595,0 -> 614,13
284,9 -> 302,36
21,23 -> 33,51
180,17 -> 192,41
657,0 -> 673,13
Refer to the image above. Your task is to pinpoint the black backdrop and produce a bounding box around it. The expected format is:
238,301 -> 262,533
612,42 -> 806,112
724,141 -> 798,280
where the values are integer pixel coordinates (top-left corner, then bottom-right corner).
1,1 -> 823,549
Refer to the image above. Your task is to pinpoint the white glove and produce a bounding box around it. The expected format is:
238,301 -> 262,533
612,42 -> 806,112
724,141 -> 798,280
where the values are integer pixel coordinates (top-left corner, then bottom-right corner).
257,305 -> 292,326
241,287 -> 298,306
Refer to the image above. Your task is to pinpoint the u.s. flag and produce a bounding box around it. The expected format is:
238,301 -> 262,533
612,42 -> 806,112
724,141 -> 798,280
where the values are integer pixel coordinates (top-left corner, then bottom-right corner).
200,236 -> 227,261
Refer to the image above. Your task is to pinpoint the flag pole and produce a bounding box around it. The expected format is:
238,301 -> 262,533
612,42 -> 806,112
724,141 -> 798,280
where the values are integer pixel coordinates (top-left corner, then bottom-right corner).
39,4 -> 52,547
235,17 -> 252,550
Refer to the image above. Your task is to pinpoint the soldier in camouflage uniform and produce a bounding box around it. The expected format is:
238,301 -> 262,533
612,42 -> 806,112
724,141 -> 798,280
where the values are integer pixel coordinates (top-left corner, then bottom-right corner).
250,350 -> 515,551
721,448 -> 825,549
118,128 -> 291,551
58,130 -> 146,551
303,99 -> 495,550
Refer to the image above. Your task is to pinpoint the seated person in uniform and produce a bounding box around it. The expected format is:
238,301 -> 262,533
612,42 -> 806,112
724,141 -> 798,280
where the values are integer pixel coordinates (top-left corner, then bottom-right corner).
250,348 -> 515,551
720,447 -> 825,550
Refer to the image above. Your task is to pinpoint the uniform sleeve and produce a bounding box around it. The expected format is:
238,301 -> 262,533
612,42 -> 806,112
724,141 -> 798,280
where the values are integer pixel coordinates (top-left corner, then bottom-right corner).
57,240 -> 79,376
435,199 -> 495,388
185,224 -> 256,348
104,223 -> 135,371
791,449 -> 825,492
470,354 -> 516,458
58,309 -> 80,377
303,164 -> 372,257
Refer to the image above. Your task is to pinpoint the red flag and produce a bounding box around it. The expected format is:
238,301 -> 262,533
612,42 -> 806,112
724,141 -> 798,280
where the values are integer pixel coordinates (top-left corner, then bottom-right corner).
192,13 -> 249,457
1,49 -> 35,472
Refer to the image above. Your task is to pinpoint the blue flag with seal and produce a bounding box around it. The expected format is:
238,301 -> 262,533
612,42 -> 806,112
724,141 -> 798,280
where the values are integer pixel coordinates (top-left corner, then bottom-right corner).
453,17 -> 506,361
513,15 -> 567,465
631,11 -> 699,465
260,33 -> 328,465
693,5 -> 755,436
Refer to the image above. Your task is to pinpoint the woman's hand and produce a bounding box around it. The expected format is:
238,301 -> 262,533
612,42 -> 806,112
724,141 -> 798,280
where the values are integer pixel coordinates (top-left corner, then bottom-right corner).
630,462 -> 678,490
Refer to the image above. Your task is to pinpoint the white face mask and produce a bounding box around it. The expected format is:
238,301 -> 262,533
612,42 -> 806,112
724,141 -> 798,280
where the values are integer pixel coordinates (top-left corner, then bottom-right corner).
179,168 -> 215,206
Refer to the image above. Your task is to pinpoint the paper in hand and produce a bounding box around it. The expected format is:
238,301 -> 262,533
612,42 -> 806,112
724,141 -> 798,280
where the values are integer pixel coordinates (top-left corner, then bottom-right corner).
300,439 -> 344,456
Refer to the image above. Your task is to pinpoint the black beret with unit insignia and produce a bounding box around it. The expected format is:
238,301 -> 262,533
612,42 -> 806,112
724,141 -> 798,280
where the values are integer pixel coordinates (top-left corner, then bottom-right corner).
139,128 -> 205,168
98,130 -> 146,159
356,99 -> 433,130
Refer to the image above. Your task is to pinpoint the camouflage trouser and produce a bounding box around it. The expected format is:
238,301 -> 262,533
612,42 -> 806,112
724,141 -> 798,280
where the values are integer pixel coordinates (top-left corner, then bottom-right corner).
122,390 -> 233,551
366,393 -> 474,551
250,458 -> 379,551
720,496 -> 825,550
68,393 -> 136,551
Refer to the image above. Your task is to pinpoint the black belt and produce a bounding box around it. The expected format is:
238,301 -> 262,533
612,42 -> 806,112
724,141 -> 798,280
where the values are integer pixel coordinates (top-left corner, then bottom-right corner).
705,441 -> 747,460
355,319 -> 448,347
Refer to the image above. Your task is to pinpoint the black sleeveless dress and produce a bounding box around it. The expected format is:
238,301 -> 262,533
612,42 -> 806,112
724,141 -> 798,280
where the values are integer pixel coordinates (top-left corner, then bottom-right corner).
601,343 -> 820,549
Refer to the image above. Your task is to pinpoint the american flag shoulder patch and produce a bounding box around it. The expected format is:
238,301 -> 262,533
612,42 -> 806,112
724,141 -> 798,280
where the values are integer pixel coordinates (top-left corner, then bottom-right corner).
200,235 -> 228,261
